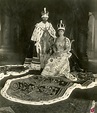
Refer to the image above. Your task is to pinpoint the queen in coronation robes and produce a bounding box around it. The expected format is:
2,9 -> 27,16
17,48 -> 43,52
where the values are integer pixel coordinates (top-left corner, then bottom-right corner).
31,8 -> 56,69
41,20 -> 77,81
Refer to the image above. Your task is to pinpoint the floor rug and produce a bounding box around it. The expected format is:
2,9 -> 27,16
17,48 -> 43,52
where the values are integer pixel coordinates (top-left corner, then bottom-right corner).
1,71 -> 97,105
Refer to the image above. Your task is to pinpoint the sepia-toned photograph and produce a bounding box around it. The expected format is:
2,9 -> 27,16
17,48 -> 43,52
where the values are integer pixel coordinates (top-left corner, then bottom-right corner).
0,0 -> 97,113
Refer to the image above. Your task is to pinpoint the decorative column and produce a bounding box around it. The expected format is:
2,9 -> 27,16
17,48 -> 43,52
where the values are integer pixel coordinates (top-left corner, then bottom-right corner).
87,12 -> 95,58
0,14 -> 20,65
1,15 -> 11,50
94,18 -> 97,58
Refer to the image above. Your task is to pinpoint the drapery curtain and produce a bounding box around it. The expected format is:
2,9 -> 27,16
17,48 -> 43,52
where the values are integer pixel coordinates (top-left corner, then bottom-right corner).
64,0 -> 89,70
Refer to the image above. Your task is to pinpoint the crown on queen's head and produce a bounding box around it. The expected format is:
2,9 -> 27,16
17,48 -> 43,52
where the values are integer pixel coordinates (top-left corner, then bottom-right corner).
41,7 -> 49,18
57,20 -> 65,31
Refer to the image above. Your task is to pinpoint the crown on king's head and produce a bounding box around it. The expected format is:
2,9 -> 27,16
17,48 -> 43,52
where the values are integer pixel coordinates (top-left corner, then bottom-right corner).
41,7 -> 49,18
57,20 -> 65,30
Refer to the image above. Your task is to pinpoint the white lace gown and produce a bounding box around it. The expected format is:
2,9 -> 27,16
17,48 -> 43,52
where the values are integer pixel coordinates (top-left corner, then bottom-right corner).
41,37 -> 77,81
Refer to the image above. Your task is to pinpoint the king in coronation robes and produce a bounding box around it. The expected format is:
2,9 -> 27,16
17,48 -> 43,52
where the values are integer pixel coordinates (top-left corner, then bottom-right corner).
31,8 -> 57,70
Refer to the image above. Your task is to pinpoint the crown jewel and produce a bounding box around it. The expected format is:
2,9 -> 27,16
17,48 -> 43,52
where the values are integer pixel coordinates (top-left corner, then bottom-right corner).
41,7 -> 49,18
57,20 -> 65,30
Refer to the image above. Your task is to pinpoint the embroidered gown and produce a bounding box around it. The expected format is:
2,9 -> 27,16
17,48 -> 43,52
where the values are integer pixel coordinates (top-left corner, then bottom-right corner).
41,36 -> 77,81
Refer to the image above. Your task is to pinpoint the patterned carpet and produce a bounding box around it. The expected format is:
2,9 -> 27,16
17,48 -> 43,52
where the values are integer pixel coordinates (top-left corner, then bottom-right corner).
0,65 -> 96,106
0,65 -> 97,112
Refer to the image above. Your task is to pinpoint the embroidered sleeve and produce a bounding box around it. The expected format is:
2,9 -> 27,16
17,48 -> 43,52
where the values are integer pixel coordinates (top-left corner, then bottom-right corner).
65,38 -> 71,52
31,24 -> 43,42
